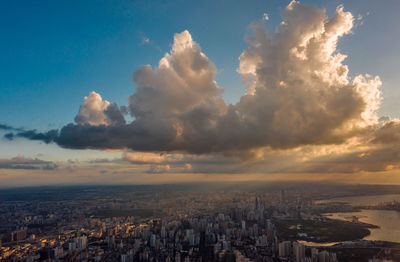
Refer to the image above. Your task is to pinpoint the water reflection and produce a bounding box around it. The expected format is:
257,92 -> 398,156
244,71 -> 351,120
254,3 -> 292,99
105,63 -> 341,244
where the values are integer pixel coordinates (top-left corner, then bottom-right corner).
325,210 -> 400,243
298,240 -> 339,247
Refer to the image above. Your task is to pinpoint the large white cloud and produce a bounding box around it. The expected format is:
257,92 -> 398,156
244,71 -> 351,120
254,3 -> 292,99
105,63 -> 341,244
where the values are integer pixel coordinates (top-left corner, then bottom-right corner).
9,1 -> 384,160
231,2 -> 382,151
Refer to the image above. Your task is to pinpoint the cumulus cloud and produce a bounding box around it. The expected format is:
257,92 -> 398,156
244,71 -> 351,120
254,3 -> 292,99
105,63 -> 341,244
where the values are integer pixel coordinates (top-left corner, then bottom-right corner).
0,155 -> 58,170
4,2 -> 383,160
185,163 -> 193,171
148,164 -> 171,174
75,91 -> 125,126
234,3 -> 381,151
123,151 -> 166,164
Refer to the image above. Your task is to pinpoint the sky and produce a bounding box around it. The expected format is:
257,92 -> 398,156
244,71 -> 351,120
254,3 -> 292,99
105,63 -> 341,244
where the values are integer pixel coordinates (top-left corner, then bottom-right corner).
1,0 -> 400,187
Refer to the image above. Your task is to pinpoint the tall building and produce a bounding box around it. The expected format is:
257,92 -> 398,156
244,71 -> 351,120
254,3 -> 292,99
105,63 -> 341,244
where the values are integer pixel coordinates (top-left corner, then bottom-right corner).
161,226 -> 166,238
293,242 -> 305,262
280,190 -> 286,203
311,248 -> 319,262
11,228 -> 27,242
278,241 -> 291,258
318,251 -> 329,262
150,234 -> 156,247
77,236 -> 87,250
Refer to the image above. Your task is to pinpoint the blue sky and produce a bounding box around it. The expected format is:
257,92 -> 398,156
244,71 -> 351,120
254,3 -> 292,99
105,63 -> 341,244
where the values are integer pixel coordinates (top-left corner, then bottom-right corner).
1,0 -> 400,187
1,0 -> 399,131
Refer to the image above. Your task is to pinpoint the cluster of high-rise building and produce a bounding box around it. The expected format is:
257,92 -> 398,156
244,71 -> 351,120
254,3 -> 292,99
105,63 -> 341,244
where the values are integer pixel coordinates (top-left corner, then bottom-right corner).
277,241 -> 337,262
0,185 -> 397,261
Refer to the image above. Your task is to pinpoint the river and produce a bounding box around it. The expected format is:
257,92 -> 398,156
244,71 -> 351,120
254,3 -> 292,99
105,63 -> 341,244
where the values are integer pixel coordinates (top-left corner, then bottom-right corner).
317,194 -> 400,206
321,194 -> 400,243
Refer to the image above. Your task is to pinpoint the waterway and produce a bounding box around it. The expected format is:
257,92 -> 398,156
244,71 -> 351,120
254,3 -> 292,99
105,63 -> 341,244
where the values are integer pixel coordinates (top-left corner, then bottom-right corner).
317,194 -> 400,206
307,194 -> 400,245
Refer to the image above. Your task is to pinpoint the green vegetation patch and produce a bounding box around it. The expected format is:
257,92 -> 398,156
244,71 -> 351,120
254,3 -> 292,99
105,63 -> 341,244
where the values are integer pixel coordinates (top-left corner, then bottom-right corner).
274,218 -> 372,243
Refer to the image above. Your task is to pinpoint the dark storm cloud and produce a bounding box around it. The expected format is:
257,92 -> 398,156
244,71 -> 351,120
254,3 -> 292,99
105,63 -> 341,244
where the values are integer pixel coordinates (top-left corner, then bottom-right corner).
297,145 -> 400,173
4,129 -> 59,144
0,124 -> 24,133
372,120 -> 400,144
0,124 -> 15,131
4,133 -> 14,140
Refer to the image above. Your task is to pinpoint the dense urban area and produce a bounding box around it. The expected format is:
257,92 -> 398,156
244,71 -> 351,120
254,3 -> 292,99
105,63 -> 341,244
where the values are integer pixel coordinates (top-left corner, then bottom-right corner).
1,183 -> 400,262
